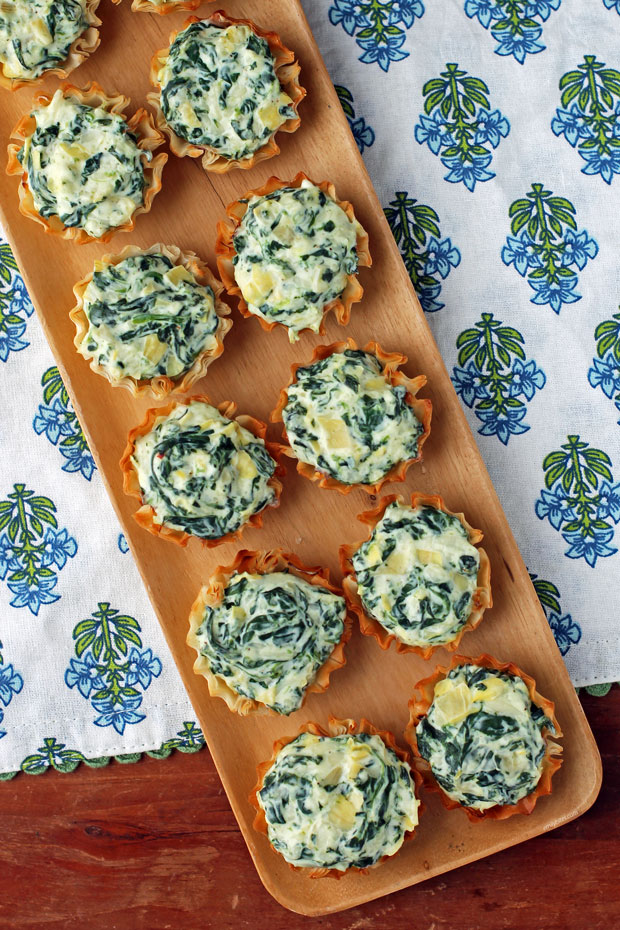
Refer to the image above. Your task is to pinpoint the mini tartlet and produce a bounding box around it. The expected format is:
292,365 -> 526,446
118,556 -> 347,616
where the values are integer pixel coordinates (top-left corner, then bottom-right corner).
216,173 -> 371,342
250,716 -> 422,877
148,11 -> 305,173
120,396 -> 285,548
186,549 -> 353,716
404,654 -> 563,822
340,493 -> 492,659
272,340 -> 432,493
0,0 -> 101,91
70,243 -> 231,398
7,82 -> 166,244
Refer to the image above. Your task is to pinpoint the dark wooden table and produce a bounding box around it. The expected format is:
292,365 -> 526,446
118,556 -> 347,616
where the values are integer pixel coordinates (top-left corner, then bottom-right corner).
1,689 -> 617,930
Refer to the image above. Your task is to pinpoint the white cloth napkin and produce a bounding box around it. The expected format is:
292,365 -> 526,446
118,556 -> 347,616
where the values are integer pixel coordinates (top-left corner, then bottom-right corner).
0,0 -> 618,775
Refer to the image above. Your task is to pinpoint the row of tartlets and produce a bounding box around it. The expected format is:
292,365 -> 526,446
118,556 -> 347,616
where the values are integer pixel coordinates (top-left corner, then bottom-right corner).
1,3 -> 564,881
193,545 -> 561,876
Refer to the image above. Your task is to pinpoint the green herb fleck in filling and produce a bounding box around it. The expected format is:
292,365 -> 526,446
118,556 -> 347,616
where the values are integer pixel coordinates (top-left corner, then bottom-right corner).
233,180 -> 360,340
283,349 -> 423,485
20,90 -> 147,239
0,0 -> 88,81
416,664 -> 554,810
80,254 -> 221,383
195,571 -> 345,714
159,21 -> 295,160
131,400 -> 277,539
258,731 -> 419,870
352,501 -> 479,647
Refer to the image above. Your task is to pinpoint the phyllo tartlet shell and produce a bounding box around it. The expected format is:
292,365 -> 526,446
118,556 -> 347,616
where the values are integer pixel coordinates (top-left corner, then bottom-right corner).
148,11 -> 305,173
0,0 -> 102,91
216,173 -> 371,337
186,548 -> 353,715
404,653 -> 563,822
6,81 -> 167,244
70,242 -> 232,398
250,715 -> 423,879
340,492 -> 492,659
120,394 -> 285,548
271,339 -> 431,494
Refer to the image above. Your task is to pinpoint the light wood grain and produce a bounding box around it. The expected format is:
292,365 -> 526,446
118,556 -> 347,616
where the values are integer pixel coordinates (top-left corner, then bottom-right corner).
0,0 -> 602,916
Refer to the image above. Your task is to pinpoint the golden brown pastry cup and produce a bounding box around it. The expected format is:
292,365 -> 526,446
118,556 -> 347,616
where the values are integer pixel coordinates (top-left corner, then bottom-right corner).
70,243 -> 231,398
250,715 -> 423,878
0,0 -> 101,91
216,173 -> 371,338
120,395 -> 285,548
339,492 -> 492,660
6,82 -> 167,244
186,548 -> 354,715
404,653 -> 563,822
148,11 -> 305,172
271,339 -> 431,494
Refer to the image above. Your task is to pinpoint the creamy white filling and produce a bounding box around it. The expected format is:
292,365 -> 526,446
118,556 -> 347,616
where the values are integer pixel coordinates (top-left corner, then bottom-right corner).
0,0 -> 87,80
258,731 -> 419,870
416,665 -> 550,810
79,254 -> 219,382
352,501 -> 479,647
282,349 -> 423,484
159,21 -> 294,159
233,180 -> 360,340
22,90 -> 146,239
132,400 -> 276,539
194,571 -> 346,714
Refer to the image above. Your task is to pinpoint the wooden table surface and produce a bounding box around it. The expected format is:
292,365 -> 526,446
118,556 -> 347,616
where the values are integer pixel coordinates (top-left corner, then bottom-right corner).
0,688 -> 616,930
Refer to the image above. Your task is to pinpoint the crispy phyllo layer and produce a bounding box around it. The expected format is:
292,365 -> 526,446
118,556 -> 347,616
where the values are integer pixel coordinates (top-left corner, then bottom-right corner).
187,549 -> 352,715
216,173 -> 371,340
120,396 -> 284,547
405,654 -> 563,821
148,12 -> 304,172
251,717 -> 421,877
7,83 -> 166,243
71,243 -> 231,397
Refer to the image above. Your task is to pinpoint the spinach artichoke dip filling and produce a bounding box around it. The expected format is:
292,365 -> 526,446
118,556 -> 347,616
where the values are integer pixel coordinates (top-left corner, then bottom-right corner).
416,665 -> 554,810
232,180 -> 359,339
352,502 -> 480,647
132,401 -> 276,539
195,572 -> 346,714
0,0 -> 88,81
258,732 -> 420,870
159,21 -> 295,159
20,90 -> 147,239
282,350 -> 423,485
80,254 -> 220,382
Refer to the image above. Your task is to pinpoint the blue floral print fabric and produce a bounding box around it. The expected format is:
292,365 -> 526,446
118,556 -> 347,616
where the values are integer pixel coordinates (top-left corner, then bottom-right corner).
0,241 -> 195,773
0,0 -> 618,775
310,0 -> 620,687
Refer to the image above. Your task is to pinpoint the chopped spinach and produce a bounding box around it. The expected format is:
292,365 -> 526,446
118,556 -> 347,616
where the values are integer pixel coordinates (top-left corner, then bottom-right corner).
232,180 -> 359,340
80,253 -> 220,383
283,349 -> 423,485
258,731 -> 419,870
159,20 -> 295,159
352,501 -> 480,648
416,664 -> 550,810
22,90 -> 146,239
195,571 -> 345,714
131,401 -> 277,540
0,0 -> 87,81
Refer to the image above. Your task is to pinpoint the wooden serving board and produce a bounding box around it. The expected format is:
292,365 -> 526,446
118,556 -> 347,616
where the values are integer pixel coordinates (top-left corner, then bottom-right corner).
0,0 -> 602,916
